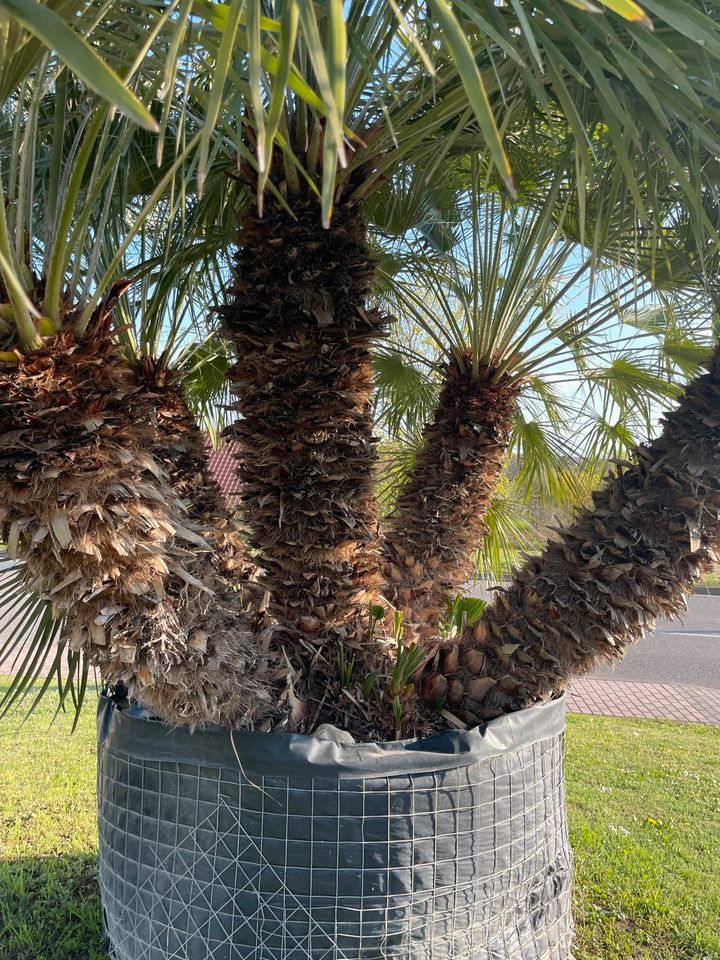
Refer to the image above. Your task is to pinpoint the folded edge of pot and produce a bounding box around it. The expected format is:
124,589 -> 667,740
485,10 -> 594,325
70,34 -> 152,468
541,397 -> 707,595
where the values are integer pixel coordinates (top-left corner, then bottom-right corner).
97,694 -> 566,780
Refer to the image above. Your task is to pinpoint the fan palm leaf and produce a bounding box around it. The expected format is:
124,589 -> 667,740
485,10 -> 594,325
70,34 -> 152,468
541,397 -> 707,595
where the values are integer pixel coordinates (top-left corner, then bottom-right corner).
0,0 -> 158,126
165,0 -> 720,244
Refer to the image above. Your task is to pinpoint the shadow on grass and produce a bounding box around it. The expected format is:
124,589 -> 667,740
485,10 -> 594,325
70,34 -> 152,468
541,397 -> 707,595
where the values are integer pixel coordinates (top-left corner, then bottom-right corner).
0,853 -> 105,960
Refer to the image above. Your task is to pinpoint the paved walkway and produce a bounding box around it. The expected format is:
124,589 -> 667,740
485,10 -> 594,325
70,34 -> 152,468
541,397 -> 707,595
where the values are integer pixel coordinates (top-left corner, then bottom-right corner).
567,678 -> 720,724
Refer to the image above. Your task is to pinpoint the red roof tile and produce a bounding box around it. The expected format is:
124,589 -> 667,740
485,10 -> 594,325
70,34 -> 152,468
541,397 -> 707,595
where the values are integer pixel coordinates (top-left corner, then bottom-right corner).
205,440 -> 242,505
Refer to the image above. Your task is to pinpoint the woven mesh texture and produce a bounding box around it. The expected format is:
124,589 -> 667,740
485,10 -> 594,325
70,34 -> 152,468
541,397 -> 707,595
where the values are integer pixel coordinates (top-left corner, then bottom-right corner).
98,710 -> 573,960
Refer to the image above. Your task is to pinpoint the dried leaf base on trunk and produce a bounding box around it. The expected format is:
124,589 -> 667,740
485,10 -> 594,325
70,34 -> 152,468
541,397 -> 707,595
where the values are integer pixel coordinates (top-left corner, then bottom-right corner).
134,360 -> 262,603
0,330 -> 276,728
383,361 -> 520,638
221,200 -> 387,640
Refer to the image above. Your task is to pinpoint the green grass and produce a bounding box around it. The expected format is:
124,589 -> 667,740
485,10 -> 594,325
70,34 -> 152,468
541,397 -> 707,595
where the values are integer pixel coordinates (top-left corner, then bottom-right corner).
699,569 -> 720,588
567,715 -> 720,959
0,686 -> 718,959
0,683 -> 103,960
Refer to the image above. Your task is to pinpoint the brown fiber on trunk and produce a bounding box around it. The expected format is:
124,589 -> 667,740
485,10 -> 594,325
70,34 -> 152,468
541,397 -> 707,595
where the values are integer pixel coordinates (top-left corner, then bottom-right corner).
220,200 -> 387,639
139,363 -> 232,517
135,361 -> 261,603
0,328 -> 277,728
432,346 -> 720,721
383,360 -> 520,637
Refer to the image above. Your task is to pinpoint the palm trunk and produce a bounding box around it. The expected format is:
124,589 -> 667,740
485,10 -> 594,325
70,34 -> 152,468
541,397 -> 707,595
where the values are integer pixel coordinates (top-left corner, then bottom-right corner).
136,362 -> 261,600
436,346 -> 720,721
140,362 -> 233,519
0,328 -> 276,728
383,360 -> 520,636
221,200 -> 386,640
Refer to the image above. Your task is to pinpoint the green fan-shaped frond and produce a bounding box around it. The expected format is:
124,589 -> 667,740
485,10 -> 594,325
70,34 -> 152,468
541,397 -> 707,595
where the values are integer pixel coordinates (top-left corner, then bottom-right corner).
509,412 -> 584,506
0,559 -> 93,729
373,344 -> 438,437
182,336 -> 235,441
229,2 -> 720,236
475,495 -> 544,585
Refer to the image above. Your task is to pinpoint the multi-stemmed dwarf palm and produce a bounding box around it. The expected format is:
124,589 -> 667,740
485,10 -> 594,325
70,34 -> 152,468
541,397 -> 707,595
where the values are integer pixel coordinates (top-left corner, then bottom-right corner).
2,1 -> 720,734
177,1 -> 720,722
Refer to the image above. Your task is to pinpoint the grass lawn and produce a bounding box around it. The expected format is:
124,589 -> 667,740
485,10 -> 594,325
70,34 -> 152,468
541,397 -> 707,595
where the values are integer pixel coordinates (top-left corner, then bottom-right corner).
699,568 -> 720,588
566,715 -> 719,959
0,685 -> 718,960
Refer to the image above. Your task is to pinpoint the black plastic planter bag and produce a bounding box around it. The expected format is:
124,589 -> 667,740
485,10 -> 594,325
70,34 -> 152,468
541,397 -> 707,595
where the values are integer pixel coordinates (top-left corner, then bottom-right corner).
97,695 -> 572,960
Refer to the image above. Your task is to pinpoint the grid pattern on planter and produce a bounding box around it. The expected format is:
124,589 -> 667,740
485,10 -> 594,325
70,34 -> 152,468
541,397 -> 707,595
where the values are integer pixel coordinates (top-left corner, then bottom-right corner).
99,734 -> 573,960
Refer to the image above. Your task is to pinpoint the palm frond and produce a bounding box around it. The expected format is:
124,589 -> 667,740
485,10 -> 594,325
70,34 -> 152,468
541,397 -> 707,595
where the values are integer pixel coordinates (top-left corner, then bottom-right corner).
168,0 -> 720,247
182,335 -> 235,440
509,411 -> 584,506
0,70 -> 202,345
0,557 -> 93,728
475,495 -> 544,585
373,344 -> 438,436
376,431 -> 425,514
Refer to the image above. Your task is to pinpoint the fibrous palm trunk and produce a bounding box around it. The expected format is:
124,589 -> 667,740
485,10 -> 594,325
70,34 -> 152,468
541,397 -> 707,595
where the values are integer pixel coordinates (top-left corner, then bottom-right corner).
221,200 -> 386,642
434,346 -> 720,721
136,360 -> 261,601
139,361 -> 235,520
0,327 -> 276,728
383,360 -> 520,637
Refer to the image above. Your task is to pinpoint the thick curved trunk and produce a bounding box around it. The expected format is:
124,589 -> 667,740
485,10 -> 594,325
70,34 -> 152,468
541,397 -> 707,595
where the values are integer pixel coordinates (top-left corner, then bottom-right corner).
0,329 -> 276,728
382,361 -> 520,636
434,347 -> 720,721
220,200 -> 386,639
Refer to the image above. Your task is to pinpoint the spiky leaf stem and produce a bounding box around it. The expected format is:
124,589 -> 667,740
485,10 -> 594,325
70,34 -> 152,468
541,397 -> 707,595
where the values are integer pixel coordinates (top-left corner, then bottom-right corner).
440,346 -> 720,720
0,329 -> 276,728
221,200 -> 387,638
383,360 -> 520,637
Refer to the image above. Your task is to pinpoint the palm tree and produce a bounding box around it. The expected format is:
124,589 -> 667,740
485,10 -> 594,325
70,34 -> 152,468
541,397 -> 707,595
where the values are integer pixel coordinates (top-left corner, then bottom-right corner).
0,69 -> 279,727
1,0 -> 720,733
190,0 -> 720,726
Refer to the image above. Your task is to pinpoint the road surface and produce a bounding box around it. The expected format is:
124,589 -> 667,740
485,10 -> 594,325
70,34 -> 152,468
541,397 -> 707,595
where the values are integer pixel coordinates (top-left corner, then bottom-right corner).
590,593 -> 720,689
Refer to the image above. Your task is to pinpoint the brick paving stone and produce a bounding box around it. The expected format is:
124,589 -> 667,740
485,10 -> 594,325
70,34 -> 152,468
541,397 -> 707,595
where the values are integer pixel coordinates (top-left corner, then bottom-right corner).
568,678 -> 720,724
